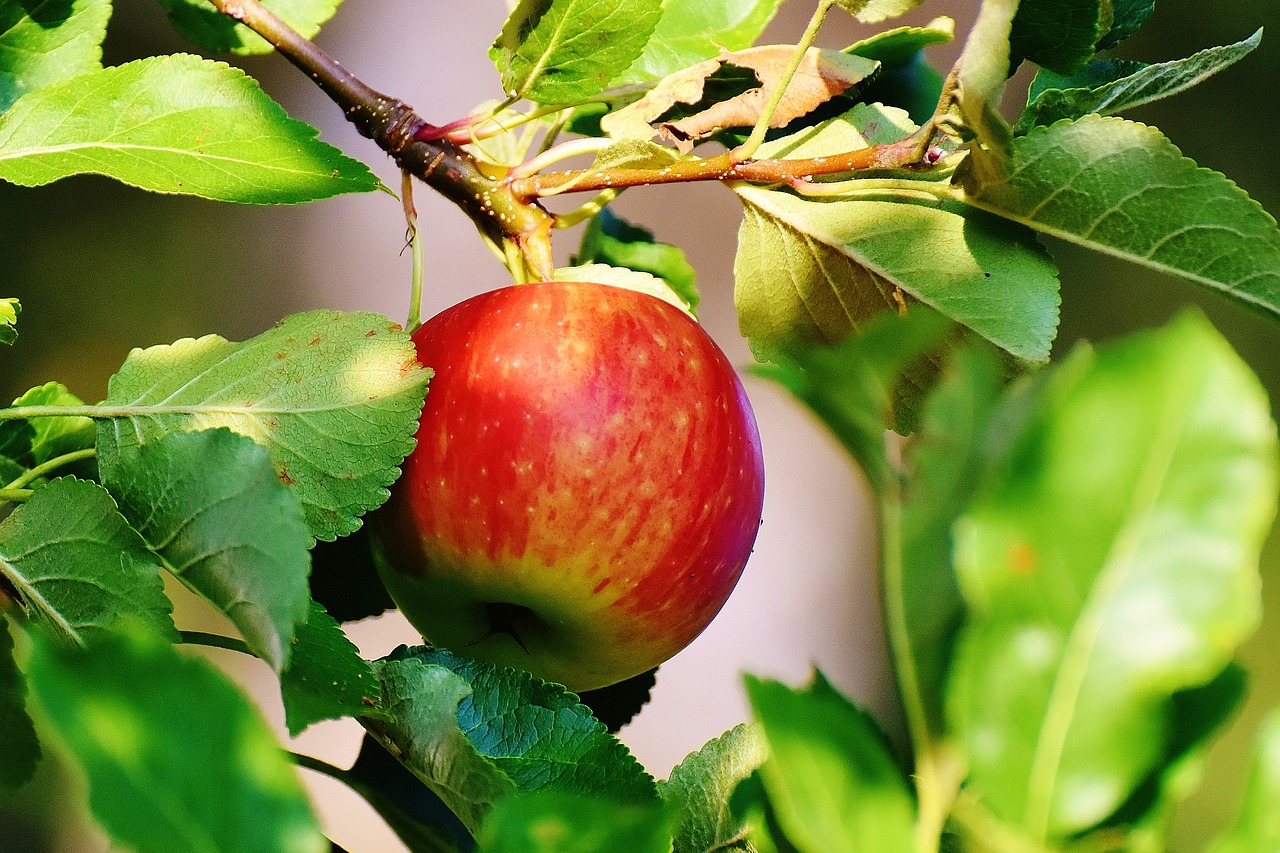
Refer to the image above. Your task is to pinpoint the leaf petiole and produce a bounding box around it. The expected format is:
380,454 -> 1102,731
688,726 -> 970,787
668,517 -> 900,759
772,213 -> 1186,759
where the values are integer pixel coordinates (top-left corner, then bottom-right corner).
180,631 -> 255,657
4,448 -> 96,491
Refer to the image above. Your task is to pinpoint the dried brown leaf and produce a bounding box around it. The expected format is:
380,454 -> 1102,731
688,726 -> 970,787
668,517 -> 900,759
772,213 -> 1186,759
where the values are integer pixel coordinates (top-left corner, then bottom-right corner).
602,46 -> 879,152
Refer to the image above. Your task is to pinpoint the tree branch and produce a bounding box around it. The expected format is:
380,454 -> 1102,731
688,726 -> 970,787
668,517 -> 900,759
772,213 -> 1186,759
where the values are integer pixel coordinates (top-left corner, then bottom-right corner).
206,0 -> 555,278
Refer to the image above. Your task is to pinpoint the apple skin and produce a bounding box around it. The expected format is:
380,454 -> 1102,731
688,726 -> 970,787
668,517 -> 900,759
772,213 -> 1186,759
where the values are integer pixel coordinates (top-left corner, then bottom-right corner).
375,280 -> 765,692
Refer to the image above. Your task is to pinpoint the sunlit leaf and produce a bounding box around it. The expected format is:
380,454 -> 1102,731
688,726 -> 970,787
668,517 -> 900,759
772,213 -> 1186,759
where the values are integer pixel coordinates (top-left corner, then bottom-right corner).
0,54 -> 379,203
619,0 -> 783,83
98,310 -> 430,541
491,0 -> 662,103
0,0 -> 109,112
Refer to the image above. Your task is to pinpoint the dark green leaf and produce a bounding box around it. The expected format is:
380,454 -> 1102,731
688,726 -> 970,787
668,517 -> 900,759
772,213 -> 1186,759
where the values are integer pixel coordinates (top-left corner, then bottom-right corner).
0,478 -> 175,645
155,0 -> 341,56
576,667 -> 656,734
729,770 -> 802,853
1096,0 -> 1155,51
367,646 -> 658,835
0,297 -> 17,344
0,0 -> 110,112
948,312 -> 1278,840
1009,0 -> 1110,75
491,0 -> 663,103
347,733 -> 472,853
617,0 -> 782,83
0,616 -> 40,791
755,305 -> 953,491
26,625 -> 327,853
309,524 -> 394,623
281,600 -> 379,735
575,208 -> 699,314
961,116 -> 1280,318
99,429 -> 311,671
898,341 -> 1006,737
0,54 -> 380,203
98,310 -> 430,541
477,790 -> 673,853
659,724 -> 766,853
1017,30 -> 1263,132
1210,707 -> 1280,853
745,672 -> 915,853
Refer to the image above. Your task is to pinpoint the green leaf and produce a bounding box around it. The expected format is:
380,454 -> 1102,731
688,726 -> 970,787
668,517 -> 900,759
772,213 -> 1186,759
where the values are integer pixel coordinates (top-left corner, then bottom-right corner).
553,263 -> 694,317
0,0 -> 110,112
1009,0 -> 1110,75
280,600 -> 379,735
99,429 -> 311,672
1096,0 -> 1155,51
0,617 -> 40,791
948,312 -> 1278,840
478,790 -> 673,853
1105,665 -> 1247,846
954,0 -> 1018,177
491,0 -> 663,104
575,209 -> 699,313
898,341 -> 1006,737
744,672 -> 915,853
155,0 -> 341,56
1209,707 -> 1280,853
851,0 -> 927,24
0,54 -> 380,203
0,296 -> 17,345
846,16 -> 955,65
1017,30 -> 1264,133
659,724 -> 767,853
755,306 -> 953,491
26,625 -> 327,853
97,310 -> 430,541
11,382 -> 95,466
0,478 -> 176,645
961,115 -> 1280,318
618,0 -> 783,83
735,186 -> 1060,363
367,646 -> 658,836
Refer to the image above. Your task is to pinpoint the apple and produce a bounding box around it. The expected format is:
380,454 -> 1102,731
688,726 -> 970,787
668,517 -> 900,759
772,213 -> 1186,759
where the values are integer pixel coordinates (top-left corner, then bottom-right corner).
375,280 -> 765,691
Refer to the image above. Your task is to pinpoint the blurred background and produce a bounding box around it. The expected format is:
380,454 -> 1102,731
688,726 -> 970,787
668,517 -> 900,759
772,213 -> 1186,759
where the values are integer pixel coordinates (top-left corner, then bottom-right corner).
2,0 -> 1278,850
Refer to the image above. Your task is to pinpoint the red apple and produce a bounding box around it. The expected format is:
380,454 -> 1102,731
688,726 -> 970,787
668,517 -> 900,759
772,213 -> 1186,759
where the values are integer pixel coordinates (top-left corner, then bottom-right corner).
375,280 -> 765,691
